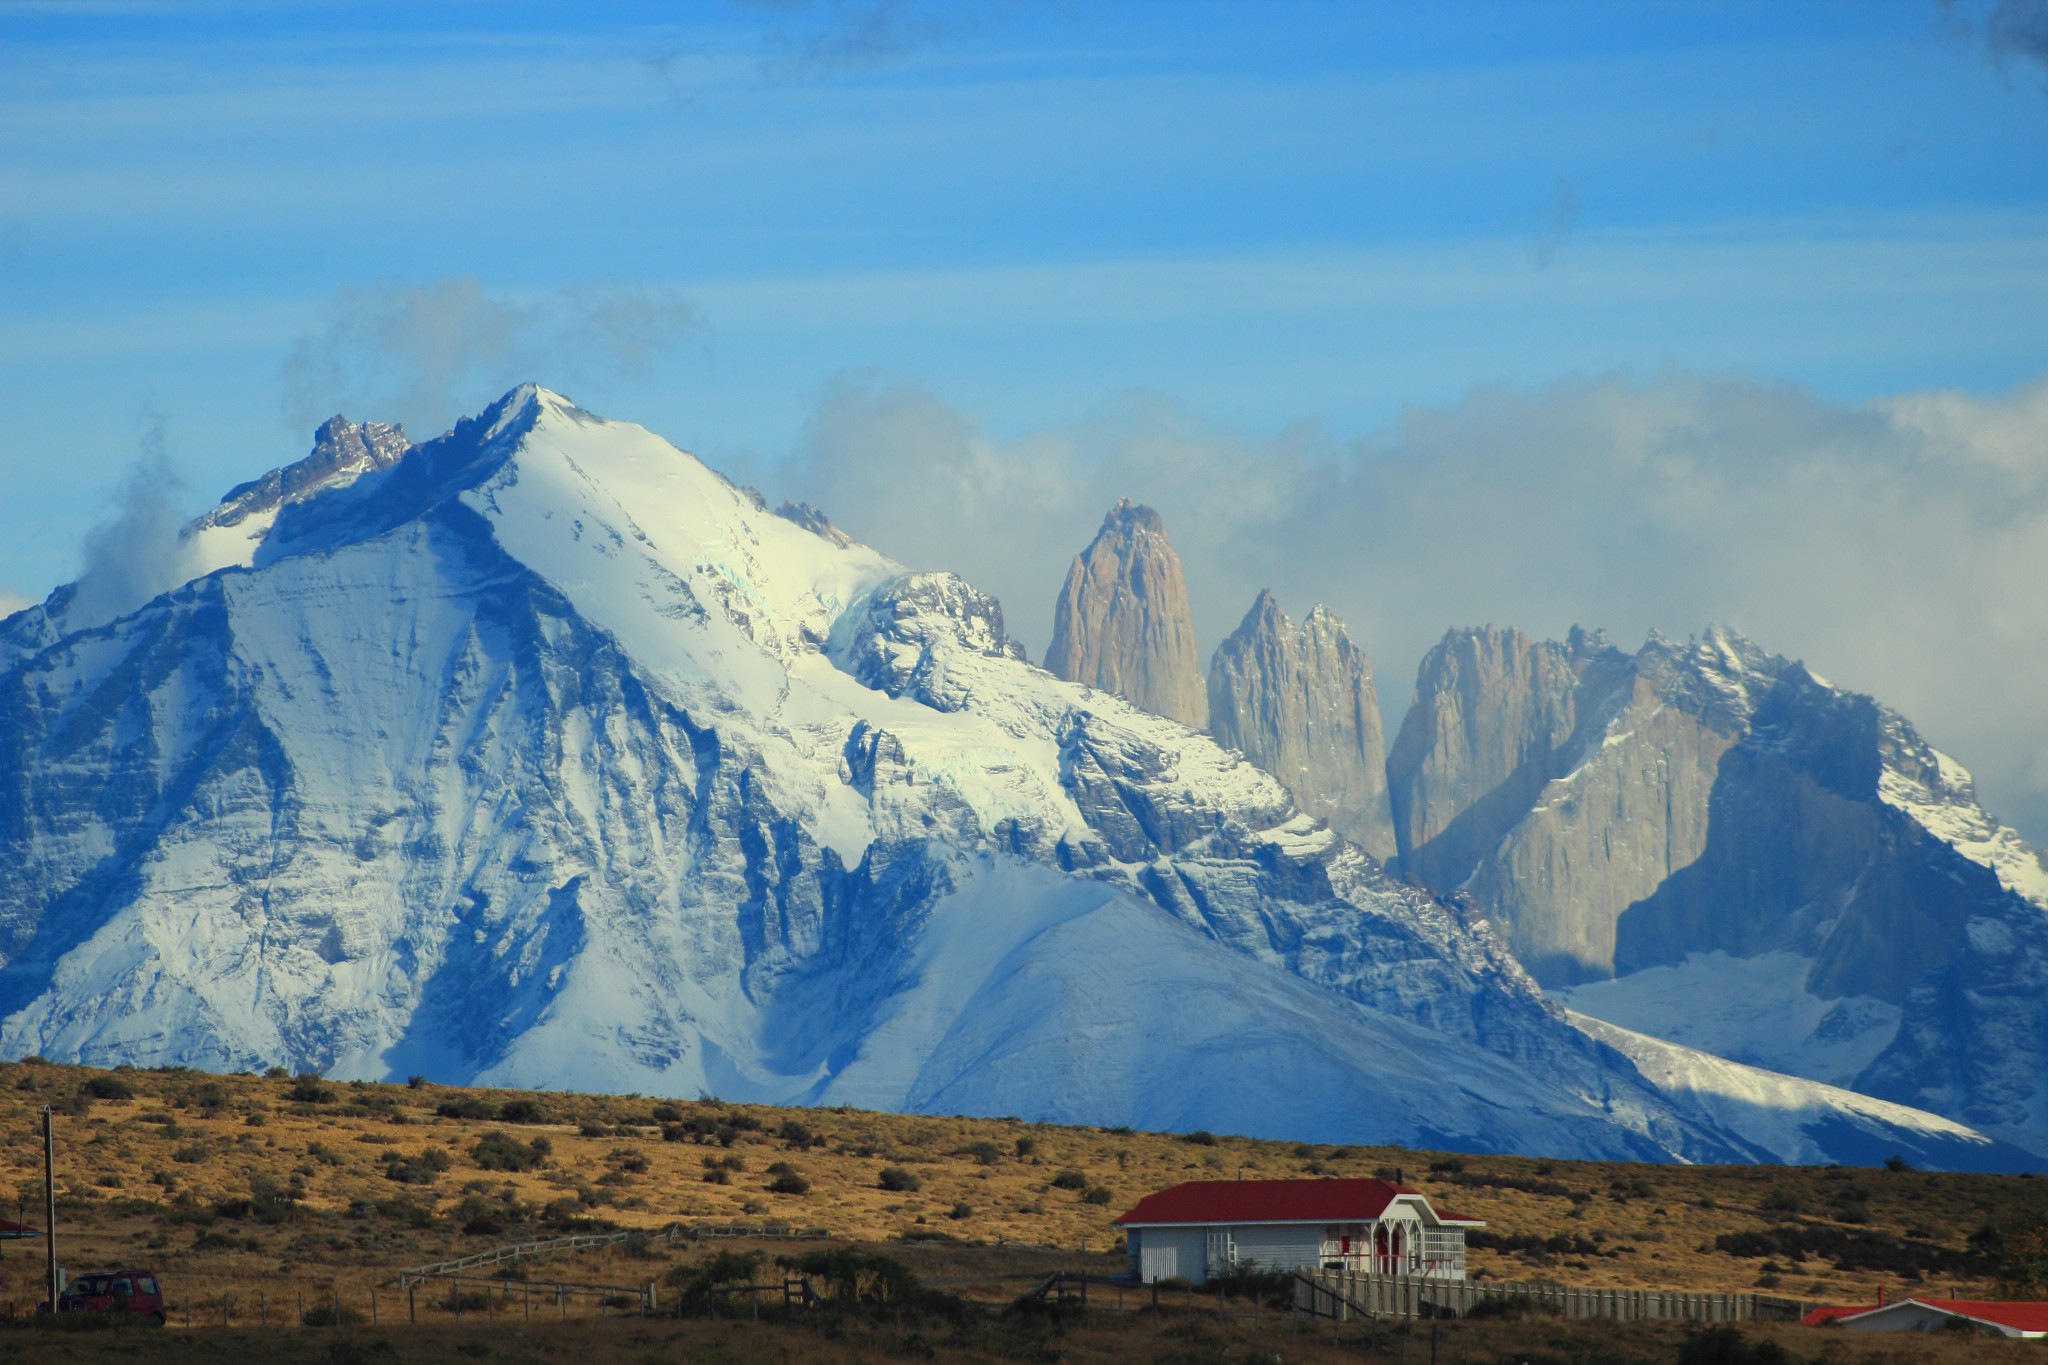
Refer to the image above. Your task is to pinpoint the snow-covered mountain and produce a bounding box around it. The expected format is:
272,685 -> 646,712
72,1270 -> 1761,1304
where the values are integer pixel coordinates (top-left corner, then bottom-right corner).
0,387 -> 2036,1170
1385,624 -> 2048,1160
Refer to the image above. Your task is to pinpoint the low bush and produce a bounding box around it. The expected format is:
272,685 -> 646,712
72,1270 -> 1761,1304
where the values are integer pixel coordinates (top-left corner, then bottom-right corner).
435,1098 -> 496,1120
471,1131 -> 550,1173
380,1149 -> 452,1184
288,1072 -> 333,1105
878,1166 -> 921,1193
1678,1325 -> 1794,1365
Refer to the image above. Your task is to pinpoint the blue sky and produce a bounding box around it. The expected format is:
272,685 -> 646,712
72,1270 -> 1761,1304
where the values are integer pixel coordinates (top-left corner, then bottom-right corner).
5,0 -> 2048,832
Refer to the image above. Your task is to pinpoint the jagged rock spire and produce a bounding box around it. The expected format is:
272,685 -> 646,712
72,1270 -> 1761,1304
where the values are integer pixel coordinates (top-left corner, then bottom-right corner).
1208,590 -> 1396,859
1045,499 -> 1207,728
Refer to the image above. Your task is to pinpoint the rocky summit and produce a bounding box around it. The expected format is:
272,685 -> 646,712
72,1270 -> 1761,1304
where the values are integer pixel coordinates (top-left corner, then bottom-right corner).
1207,590 -> 1396,860
0,385 -> 2029,1170
1044,500 -> 1208,729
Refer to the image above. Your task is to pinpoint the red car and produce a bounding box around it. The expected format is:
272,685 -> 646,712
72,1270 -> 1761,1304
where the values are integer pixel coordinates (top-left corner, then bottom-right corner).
50,1268 -> 167,1324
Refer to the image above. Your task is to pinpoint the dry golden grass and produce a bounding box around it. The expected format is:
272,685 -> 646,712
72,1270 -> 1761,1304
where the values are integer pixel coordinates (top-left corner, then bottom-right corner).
0,1055 -> 2040,1332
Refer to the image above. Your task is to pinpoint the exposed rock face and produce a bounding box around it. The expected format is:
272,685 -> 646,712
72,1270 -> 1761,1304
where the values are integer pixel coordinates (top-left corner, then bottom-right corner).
196,415 -> 410,533
1207,591 -> 1396,859
1388,622 -> 2048,1156
1045,500 -> 1207,728
1386,625 -> 1627,897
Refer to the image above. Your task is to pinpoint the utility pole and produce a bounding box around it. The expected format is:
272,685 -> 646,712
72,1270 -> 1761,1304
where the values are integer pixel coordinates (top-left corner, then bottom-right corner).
41,1106 -> 57,1314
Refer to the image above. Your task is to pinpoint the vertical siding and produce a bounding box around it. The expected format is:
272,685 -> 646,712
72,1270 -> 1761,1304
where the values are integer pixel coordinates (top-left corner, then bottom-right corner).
1230,1225 -> 1324,1274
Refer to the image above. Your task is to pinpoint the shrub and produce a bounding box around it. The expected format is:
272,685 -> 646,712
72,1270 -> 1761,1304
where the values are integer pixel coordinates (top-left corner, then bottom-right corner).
406,1075 -> 427,1090
288,1072 -> 333,1105
779,1248 -> 942,1310
1678,1326 -> 1793,1365
777,1119 -> 817,1150
1082,1187 -> 1113,1206
497,1099 -> 548,1124
1015,1137 -> 1038,1158
1883,1154 -> 1914,1173
1050,1169 -> 1088,1191
472,1132 -> 551,1173
381,1149 -> 452,1184
81,1075 -> 134,1101
767,1165 -> 810,1195
948,1202 -> 973,1220
963,1140 -> 1003,1166
1428,1156 -> 1466,1174
436,1097 -> 497,1120
171,1143 -> 211,1164
701,1167 -> 730,1185
1181,1130 -> 1218,1146
651,1103 -> 684,1123
300,1302 -> 366,1327
878,1166 -> 922,1193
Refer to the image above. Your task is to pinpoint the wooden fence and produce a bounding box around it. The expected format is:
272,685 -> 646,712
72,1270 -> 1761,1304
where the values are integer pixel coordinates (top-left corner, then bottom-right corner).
1296,1270 -> 1809,1325
396,1221 -> 829,1288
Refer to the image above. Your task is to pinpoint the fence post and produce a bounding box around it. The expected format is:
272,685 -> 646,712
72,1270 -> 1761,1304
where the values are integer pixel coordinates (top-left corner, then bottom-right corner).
371,1288 -> 377,1326
409,1286 -> 416,1324
454,1275 -> 462,1320
260,1291 -> 266,1327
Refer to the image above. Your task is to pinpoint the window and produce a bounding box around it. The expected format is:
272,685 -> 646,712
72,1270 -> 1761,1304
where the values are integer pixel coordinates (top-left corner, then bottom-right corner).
138,1277 -> 158,1295
112,1278 -> 132,1297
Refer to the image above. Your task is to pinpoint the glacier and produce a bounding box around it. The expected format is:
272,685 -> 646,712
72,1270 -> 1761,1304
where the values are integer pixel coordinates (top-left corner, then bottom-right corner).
0,385 -> 2038,1171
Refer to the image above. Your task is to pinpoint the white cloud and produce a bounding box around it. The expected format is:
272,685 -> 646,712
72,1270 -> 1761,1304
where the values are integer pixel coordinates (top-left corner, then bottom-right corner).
65,418 -> 199,627
779,368 -> 2048,844
280,276 -> 699,438
0,589 -> 32,618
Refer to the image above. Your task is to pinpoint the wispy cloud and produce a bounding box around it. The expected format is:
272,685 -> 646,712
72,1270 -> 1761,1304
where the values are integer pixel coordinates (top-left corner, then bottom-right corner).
280,276 -> 699,436
64,415 -> 198,626
779,367 -> 2048,844
739,0 -> 1015,73
1942,0 -> 2048,83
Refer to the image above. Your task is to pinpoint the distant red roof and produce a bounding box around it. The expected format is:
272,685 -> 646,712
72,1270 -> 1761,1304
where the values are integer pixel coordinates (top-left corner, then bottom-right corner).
0,1219 -> 37,1239
1802,1304 -> 1874,1327
1114,1178 -> 1483,1228
1842,1300 -> 2048,1336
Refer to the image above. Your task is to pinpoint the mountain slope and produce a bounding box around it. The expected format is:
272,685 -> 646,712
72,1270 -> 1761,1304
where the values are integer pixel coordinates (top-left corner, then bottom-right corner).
0,388 -> 2032,1168
1389,623 -> 2048,1158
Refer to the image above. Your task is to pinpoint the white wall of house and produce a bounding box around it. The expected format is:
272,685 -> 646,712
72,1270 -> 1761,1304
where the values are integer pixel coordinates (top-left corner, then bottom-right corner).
1131,1225 -> 1210,1284
1845,1304 -> 2042,1339
1127,1216 -> 1469,1284
1227,1223 -> 1324,1274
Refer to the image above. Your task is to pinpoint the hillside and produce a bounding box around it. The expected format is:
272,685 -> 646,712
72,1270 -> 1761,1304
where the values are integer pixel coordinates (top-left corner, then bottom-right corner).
3,1058 -> 2042,1325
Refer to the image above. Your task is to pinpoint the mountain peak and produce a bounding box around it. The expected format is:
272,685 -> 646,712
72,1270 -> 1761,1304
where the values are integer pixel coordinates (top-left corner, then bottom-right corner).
1102,498 -> 1166,537
1046,499 -> 1206,728
1209,589 -> 1395,858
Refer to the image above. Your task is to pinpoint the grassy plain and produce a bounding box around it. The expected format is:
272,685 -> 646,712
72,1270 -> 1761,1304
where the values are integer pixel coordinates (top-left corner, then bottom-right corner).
0,1058 -> 2040,1362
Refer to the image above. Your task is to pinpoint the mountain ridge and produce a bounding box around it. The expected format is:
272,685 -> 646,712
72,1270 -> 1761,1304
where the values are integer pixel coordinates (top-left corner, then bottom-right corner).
0,386 -> 2035,1171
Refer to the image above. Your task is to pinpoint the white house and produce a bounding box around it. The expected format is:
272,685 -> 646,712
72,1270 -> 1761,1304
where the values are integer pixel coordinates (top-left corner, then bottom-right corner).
1113,1177 -> 1484,1285
1831,1298 -> 2048,1339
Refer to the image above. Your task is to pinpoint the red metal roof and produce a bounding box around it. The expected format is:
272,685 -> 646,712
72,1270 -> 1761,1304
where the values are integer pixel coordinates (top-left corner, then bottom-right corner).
1114,1178 -> 1481,1228
1854,1300 -> 2048,1334
1801,1304 -> 1874,1327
